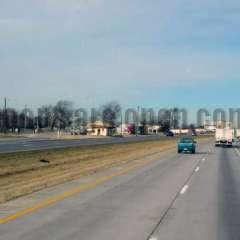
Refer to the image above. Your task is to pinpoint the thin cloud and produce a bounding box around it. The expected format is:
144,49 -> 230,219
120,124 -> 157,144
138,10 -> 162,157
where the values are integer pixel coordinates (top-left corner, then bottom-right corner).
0,0 -> 239,109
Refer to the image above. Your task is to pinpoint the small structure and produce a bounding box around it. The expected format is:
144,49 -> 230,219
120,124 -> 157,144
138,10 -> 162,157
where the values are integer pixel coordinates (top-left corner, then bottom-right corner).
115,124 -> 131,135
195,128 -> 208,135
147,125 -> 161,134
70,126 -> 87,135
87,121 -> 111,136
204,120 -> 217,132
171,129 -> 189,136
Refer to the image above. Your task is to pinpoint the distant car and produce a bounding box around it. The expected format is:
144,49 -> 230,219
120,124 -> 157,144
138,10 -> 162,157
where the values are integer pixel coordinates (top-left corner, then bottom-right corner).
164,131 -> 174,137
178,137 -> 196,154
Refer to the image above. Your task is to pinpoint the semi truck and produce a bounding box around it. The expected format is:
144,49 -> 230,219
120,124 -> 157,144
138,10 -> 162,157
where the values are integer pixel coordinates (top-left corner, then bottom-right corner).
215,128 -> 234,147
236,129 -> 240,140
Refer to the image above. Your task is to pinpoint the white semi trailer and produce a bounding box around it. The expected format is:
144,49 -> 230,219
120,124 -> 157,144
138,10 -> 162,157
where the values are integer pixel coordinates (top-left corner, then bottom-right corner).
215,128 -> 234,147
236,129 -> 240,139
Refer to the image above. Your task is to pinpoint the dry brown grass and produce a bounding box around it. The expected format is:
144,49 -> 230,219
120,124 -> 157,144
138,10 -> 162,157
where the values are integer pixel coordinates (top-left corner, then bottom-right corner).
0,139 -> 178,203
0,136 -> 211,203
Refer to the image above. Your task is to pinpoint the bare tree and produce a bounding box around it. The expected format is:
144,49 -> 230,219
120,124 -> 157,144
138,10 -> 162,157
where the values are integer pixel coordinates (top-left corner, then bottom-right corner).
0,108 -> 19,132
38,105 -> 54,128
18,107 -> 34,130
101,101 -> 121,128
73,109 -> 88,128
171,108 -> 179,129
6,108 -> 18,131
51,100 -> 74,130
38,101 -> 74,130
158,109 -> 171,132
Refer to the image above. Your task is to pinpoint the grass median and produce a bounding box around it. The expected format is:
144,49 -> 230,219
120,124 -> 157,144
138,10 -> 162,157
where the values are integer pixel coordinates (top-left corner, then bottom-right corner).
0,136 -> 212,204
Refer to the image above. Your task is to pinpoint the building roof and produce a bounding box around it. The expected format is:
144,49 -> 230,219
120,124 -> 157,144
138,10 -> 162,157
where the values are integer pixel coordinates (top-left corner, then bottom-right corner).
87,121 -> 110,129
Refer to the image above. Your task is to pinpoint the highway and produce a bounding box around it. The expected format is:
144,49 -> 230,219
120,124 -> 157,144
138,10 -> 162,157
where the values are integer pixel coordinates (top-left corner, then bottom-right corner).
0,135 -> 165,153
1,140 -> 240,240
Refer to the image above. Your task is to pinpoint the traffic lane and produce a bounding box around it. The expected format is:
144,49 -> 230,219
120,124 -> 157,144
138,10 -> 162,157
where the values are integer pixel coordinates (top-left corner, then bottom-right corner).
219,147 -> 240,240
0,141 -> 211,240
150,146 -> 240,240
0,135 -> 171,153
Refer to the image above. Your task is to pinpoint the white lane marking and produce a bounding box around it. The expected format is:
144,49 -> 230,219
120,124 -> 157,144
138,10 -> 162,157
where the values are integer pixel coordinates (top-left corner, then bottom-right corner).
195,166 -> 200,172
180,185 -> 189,195
149,237 -> 158,240
202,157 -> 206,162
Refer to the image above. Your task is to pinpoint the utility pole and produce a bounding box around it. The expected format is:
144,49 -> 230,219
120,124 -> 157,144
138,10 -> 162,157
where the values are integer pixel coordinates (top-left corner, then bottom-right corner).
24,104 -> 27,132
120,111 -> 123,136
4,98 -> 7,134
136,106 -> 140,137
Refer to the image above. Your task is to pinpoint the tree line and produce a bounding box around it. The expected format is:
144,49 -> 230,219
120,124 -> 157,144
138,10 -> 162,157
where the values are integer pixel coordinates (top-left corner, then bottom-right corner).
0,100 -> 183,133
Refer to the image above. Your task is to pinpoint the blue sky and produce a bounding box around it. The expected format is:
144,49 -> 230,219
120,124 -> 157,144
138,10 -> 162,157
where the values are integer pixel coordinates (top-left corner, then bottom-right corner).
0,0 -> 240,111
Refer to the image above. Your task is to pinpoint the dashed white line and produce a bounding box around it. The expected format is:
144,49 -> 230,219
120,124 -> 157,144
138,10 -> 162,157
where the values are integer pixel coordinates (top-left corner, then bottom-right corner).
149,237 -> 158,240
195,166 -> 200,172
180,185 -> 189,195
202,157 -> 206,162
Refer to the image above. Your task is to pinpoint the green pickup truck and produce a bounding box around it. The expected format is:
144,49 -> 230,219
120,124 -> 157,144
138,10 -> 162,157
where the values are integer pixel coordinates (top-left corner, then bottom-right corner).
178,137 -> 196,154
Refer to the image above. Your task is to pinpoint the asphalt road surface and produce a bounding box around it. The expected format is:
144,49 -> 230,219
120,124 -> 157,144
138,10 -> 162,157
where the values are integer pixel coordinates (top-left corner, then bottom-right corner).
0,135 -> 165,153
1,140 -> 240,240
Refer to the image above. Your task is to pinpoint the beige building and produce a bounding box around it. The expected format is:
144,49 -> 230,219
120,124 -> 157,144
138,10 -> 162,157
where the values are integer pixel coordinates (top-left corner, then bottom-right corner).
87,121 -> 109,136
147,125 -> 161,134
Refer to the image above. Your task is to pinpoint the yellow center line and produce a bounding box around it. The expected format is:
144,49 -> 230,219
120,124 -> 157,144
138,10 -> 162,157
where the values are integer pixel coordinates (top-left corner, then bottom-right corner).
0,157 -> 159,224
